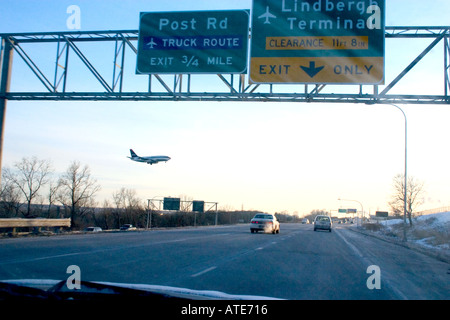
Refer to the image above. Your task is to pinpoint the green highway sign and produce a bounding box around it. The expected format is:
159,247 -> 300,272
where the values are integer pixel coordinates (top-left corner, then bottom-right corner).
376,211 -> 389,217
250,0 -> 385,84
163,197 -> 180,211
193,200 -> 205,213
137,10 -> 250,74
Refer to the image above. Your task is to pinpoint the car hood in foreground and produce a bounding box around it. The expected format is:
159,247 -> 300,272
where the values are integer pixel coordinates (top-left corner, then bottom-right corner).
0,279 -> 281,301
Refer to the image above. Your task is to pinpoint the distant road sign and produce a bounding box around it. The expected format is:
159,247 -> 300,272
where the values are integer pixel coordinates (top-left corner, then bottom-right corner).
163,197 -> 180,211
193,200 -> 205,213
376,211 -> 389,218
250,0 -> 385,84
137,10 -> 249,74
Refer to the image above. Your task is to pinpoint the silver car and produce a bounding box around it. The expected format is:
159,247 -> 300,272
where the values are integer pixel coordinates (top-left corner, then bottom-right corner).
120,224 -> 137,231
84,227 -> 102,232
313,215 -> 332,232
250,214 -> 280,234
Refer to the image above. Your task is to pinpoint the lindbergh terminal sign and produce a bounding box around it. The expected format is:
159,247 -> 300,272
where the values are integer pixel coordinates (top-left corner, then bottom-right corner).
250,0 -> 385,84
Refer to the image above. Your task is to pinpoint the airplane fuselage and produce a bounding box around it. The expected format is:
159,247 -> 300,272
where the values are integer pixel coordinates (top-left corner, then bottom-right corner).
130,156 -> 171,164
128,149 -> 171,165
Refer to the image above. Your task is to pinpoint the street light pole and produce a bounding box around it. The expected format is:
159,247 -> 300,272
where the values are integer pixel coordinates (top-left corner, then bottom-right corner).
337,198 -> 364,226
0,38 -> 14,187
387,104 -> 408,241
367,102 -> 408,240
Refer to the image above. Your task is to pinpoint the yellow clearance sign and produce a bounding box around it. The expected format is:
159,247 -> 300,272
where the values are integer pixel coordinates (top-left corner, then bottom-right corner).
265,36 -> 369,51
250,0 -> 385,84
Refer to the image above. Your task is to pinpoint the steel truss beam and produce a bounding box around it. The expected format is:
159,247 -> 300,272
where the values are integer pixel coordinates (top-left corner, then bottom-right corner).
1,27 -> 449,104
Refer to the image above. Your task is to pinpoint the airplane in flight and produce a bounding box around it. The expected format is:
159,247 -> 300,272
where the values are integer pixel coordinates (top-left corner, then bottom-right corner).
258,6 -> 277,24
128,149 -> 171,165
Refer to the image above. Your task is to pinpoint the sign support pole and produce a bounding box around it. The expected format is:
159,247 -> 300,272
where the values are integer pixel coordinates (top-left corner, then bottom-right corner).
0,38 -> 13,186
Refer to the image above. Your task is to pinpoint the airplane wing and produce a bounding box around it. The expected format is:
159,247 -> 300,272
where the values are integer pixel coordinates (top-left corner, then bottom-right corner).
260,6 -> 276,16
260,12 -> 276,19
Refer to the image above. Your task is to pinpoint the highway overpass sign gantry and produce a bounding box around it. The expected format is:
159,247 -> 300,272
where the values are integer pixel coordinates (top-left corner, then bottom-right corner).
137,10 -> 250,74
250,0 -> 385,84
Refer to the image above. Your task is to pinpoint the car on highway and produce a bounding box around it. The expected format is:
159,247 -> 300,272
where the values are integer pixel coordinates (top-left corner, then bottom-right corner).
84,227 -> 102,232
250,214 -> 280,234
120,224 -> 137,231
313,215 -> 332,232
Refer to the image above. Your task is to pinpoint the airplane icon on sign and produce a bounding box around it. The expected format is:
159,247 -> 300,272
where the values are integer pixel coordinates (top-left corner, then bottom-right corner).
145,38 -> 157,49
258,6 -> 276,24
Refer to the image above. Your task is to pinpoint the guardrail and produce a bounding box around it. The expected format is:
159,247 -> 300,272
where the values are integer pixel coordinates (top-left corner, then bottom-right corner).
0,218 -> 71,234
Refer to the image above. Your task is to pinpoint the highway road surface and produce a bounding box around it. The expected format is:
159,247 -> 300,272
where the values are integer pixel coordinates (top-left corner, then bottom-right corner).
0,223 -> 448,300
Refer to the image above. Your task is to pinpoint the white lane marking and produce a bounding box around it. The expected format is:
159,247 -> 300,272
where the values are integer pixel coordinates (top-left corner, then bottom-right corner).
334,229 -> 364,258
335,228 -> 409,300
0,238 -> 189,265
1,233 -> 233,266
191,266 -> 217,278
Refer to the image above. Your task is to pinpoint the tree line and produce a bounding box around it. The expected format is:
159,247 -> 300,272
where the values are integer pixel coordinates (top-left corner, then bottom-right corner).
305,174 -> 425,226
0,156 -> 296,231
1,156 -> 100,229
1,156 -> 426,231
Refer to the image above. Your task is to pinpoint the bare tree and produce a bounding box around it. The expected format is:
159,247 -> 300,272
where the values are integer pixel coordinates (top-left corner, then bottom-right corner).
3,157 -> 53,217
112,188 -> 143,227
389,174 -> 425,226
112,187 -> 126,210
179,194 -> 193,212
112,187 -> 126,227
57,161 -> 101,228
305,209 -> 330,223
0,169 -> 23,217
96,199 -> 113,229
46,180 -> 60,218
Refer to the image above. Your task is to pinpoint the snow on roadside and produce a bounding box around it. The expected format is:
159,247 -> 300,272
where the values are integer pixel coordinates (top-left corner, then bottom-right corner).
365,211 -> 450,252
381,211 -> 450,227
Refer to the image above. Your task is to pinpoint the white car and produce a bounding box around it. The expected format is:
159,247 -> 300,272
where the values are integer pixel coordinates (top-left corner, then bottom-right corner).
84,227 -> 102,232
250,214 -> 280,234
313,215 -> 332,232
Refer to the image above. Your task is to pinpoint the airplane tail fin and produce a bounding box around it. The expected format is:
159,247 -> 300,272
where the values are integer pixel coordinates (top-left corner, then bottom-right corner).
130,149 -> 138,158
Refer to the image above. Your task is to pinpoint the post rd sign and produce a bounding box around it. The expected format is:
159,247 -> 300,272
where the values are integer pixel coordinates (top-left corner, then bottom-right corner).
137,10 -> 249,74
250,0 -> 385,84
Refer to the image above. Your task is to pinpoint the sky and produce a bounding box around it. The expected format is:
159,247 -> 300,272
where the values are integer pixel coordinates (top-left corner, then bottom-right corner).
1,0 -> 449,216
